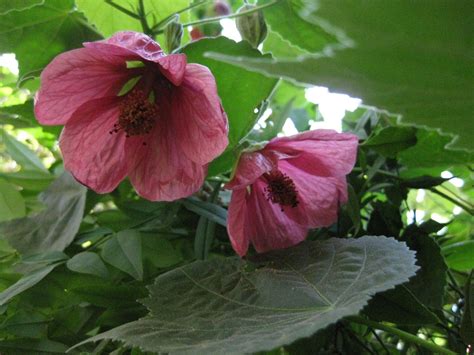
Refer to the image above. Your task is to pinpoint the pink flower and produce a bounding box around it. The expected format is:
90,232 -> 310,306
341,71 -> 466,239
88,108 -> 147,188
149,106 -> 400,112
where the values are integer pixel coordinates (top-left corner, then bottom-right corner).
35,31 -> 228,201
225,130 -> 358,256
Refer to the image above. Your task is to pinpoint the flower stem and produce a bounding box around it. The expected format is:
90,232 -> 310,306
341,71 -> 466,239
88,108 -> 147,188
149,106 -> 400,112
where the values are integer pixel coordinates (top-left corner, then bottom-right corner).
179,0 -> 280,28
429,187 -> 473,215
346,316 -> 457,355
151,0 -> 211,32
137,0 -> 153,36
104,0 -> 140,19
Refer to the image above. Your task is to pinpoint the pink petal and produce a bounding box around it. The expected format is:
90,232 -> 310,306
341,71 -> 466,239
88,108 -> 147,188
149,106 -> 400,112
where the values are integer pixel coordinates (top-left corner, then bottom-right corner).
265,129 -> 358,177
125,114 -> 205,201
280,160 -> 347,228
35,47 -> 134,125
246,179 -> 307,254
60,97 -> 128,193
227,188 -> 250,257
225,151 -> 275,190
156,54 -> 187,86
84,31 -> 165,62
171,64 -> 229,165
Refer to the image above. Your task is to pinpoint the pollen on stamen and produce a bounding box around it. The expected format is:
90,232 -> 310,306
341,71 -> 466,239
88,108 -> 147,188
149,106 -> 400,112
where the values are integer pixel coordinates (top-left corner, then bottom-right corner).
111,90 -> 158,138
263,169 -> 299,211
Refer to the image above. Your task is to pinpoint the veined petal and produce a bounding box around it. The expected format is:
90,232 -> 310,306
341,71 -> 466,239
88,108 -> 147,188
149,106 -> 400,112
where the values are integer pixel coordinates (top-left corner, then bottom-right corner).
125,116 -> 205,201
227,188 -> 250,257
280,160 -> 346,228
246,179 -> 307,254
172,64 -> 228,165
225,151 -> 275,190
60,97 -> 128,193
35,47 -> 133,125
156,54 -> 187,86
266,129 -> 358,177
84,31 -> 165,62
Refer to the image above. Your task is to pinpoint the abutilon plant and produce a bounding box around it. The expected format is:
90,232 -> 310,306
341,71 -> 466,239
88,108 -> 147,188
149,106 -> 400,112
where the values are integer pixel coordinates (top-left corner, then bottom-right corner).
34,31 -> 228,201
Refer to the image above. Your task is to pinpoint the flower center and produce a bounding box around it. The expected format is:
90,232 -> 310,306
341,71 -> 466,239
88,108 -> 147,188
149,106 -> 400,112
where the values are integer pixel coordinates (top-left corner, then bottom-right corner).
263,169 -> 299,211
110,90 -> 158,138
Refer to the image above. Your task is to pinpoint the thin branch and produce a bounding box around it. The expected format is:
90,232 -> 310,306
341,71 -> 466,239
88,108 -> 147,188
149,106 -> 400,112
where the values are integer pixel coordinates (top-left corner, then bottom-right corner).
151,0 -> 211,32
137,0 -> 152,35
105,0 -> 140,19
429,188 -> 473,215
347,316 -> 457,355
179,0 -> 279,28
370,328 -> 390,355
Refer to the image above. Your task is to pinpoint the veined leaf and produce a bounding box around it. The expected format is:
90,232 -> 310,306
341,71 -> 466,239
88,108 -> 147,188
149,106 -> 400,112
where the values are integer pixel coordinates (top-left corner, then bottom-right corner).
73,236 -> 418,354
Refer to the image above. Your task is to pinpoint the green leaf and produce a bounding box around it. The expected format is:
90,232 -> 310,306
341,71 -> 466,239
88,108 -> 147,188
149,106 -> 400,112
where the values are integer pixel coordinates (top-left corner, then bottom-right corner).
399,130 -> 474,177
182,197 -> 227,226
400,175 -> 450,189
0,179 -> 25,222
0,170 -> 54,191
0,0 -> 43,15
0,338 -> 68,354
66,252 -> 109,279
345,184 -> 360,235
101,230 -> 143,281
75,236 -> 418,354
442,240 -> 474,271
0,263 -> 60,306
364,285 -> 440,325
1,131 -> 47,172
262,29 -> 308,58
0,172 -> 87,255
194,216 -> 216,260
0,100 -> 36,128
0,0 -> 102,81
208,0 -> 474,150
21,250 -> 68,265
363,126 -> 417,158
364,233 -> 446,324
142,235 -> 182,269
69,282 -> 146,309
402,233 -> 447,309
182,37 -> 278,174
260,0 -> 336,54
0,310 -> 49,338
76,0 -> 190,38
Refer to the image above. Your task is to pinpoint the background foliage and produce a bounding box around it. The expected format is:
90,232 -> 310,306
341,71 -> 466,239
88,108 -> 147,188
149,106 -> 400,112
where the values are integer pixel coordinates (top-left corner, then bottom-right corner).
0,0 -> 472,354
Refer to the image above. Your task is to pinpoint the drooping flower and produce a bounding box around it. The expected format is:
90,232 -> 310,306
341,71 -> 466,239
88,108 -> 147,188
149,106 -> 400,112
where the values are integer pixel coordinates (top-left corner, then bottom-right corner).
225,130 -> 358,256
35,31 -> 228,201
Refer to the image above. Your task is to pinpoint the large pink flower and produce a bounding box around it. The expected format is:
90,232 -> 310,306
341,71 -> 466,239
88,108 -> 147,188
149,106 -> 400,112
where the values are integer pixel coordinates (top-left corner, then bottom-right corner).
225,130 -> 358,256
35,31 -> 228,201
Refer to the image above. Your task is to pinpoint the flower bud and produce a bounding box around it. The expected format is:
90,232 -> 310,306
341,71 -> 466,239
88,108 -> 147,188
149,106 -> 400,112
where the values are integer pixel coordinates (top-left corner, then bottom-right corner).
164,19 -> 183,53
214,0 -> 231,16
235,4 -> 267,48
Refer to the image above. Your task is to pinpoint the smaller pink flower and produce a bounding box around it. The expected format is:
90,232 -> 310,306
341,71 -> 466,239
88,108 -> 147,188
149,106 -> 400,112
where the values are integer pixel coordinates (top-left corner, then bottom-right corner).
225,130 -> 358,256
34,31 -> 228,201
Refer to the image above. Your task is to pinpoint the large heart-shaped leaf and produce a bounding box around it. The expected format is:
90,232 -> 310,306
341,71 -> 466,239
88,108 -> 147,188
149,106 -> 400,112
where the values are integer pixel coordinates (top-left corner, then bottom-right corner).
211,0 -> 473,150
74,236 -> 418,354
0,0 -> 102,81
182,37 -> 278,175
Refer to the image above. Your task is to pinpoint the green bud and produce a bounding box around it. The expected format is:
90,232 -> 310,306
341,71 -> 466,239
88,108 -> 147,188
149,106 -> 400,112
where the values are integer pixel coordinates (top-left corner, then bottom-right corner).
164,19 -> 183,53
235,4 -> 267,48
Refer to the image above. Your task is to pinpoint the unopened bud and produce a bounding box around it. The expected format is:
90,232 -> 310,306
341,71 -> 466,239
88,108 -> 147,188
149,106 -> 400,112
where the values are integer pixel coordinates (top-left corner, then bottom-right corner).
235,4 -> 267,48
214,0 -> 231,16
164,19 -> 183,53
